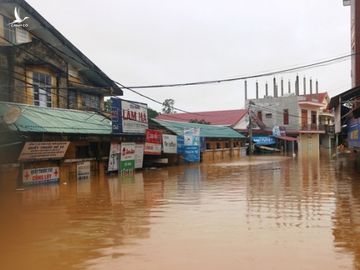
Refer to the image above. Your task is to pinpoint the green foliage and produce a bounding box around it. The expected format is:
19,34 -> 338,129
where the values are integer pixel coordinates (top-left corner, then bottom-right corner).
189,119 -> 210,125
162,98 -> 176,114
148,107 -> 159,119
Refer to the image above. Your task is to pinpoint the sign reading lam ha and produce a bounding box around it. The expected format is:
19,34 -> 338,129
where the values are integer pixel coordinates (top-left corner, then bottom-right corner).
111,98 -> 148,134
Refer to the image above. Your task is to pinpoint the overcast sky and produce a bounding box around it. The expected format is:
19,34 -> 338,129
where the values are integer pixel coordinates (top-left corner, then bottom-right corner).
27,0 -> 351,112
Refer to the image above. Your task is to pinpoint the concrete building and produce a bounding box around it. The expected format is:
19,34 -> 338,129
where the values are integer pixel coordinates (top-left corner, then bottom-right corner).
246,92 -> 335,155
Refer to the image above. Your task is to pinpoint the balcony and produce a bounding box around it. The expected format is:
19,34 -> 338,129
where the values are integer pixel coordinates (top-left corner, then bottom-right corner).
300,124 -> 335,134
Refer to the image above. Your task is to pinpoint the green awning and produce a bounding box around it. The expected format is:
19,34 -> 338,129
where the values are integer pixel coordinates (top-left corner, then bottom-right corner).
152,119 -> 245,139
0,102 -> 112,135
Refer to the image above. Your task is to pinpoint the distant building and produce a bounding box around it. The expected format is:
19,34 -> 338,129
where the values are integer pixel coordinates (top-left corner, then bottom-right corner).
246,92 -> 335,155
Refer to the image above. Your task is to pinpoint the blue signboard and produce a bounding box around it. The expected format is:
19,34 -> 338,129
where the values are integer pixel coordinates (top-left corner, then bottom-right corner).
177,136 -> 184,154
200,137 -> 206,152
111,98 -> 122,134
183,145 -> 200,162
253,136 -> 276,146
348,118 -> 360,148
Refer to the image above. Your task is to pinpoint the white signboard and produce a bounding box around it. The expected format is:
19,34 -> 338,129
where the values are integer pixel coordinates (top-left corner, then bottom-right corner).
335,105 -> 341,134
23,167 -> 60,184
184,128 -> 200,146
121,100 -> 148,133
108,142 -> 120,172
135,144 -> 144,169
77,161 -> 91,181
19,141 -> 70,161
162,134 -> 177,153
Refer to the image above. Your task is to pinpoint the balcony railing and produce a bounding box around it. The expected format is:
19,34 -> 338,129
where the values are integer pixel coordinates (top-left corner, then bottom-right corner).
301,124 -> 334,133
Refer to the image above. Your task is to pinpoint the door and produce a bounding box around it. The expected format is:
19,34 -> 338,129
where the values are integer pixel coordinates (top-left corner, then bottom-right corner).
301,109 -> 308,129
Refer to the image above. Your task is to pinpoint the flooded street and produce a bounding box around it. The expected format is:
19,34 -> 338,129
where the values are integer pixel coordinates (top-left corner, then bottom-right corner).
1,155 -> 360,270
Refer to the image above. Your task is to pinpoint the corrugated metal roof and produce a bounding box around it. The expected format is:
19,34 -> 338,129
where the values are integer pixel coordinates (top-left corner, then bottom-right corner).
156,109 -> 248,126
0,102 -> 112,135
152,119 -> 245,138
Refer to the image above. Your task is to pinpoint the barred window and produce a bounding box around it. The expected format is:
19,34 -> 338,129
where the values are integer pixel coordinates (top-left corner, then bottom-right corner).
3,17 -> 16,43
33,72 -> 52,107
81,93 -> 100,110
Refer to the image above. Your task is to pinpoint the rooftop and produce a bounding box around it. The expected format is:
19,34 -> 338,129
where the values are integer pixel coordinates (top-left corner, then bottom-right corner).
156,109 -> 248,126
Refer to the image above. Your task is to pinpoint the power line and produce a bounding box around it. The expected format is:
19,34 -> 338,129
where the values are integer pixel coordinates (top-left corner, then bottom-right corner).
121,53 -> 352,89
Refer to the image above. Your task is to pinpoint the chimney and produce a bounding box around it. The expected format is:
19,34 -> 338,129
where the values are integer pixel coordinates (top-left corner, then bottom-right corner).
303,77 -> 306,95
310,78 -> 313,95
256,81 -> 259,99
316,80 -> 319,94
244,80 -> 248,102
288,80 -> 291,93
295,75 -> 299,96
281,78 -> 284,96
273,77 -> 277,97
265,82 -> 268,97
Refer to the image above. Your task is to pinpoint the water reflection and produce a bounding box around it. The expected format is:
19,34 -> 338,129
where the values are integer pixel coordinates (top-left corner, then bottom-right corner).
0,155 -> 360,269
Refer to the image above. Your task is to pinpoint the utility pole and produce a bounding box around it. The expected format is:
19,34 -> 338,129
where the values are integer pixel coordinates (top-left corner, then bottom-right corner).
248,101 -> 254,156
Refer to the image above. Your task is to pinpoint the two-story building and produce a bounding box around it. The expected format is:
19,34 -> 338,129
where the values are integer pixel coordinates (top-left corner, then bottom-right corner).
246,92 -> 335,156
0,0 -> 135,187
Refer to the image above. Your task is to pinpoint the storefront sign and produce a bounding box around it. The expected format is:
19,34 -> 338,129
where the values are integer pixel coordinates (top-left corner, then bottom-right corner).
23,167 -> 60,185
135,144 -> 144,169
183,145 -> 200,162
183,128 -> 200,162
144,129 -> 162,155
162,134 -> 177,154
120,142 -> 135,175
108,142 -> 120,172
77,161 -> 91,181
253,136 -> 276,146
348,118 -> 360,148
177,136 -> 184,154
111,98 -> 148,134
272,126 -> 286,137
184,128 -> 200,146
19,141 -> 69,161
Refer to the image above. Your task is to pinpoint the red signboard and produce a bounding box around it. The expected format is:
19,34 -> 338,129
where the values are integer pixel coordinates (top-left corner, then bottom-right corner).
144,129 -> 162,155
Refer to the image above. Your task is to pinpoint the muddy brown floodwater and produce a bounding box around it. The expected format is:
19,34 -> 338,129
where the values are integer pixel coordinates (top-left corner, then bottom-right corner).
1,155 -> 360,270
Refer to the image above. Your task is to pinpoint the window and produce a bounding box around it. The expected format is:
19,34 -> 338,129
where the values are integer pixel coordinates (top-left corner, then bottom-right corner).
3,17 -> 16,43
68,90 -> 77,109
257,111 -> 262,121
81,93 -> 100,110
225,142 -> 230,148
283,109 -> 289,125
311,111 -> 317,125
216,143 -> 221,149
33,72 -> 52,107
265,113 -> 272,119
206,143 -> 211,150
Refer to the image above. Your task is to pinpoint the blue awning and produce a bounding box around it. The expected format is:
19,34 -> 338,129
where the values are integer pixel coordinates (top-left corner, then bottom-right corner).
253,136 -> 276,146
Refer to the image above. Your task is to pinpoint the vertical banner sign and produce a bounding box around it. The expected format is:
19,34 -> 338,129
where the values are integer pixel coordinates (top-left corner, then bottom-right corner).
135,144 -> 145,169
77,161 -> 91,181
162,134 -> 177,154
177,136 -> 185,154
108,142 -> 120,172
120,143 -> 136,175
23,167 -> 60,185
183,128 -> 201,162
348,118 -> 360,148
111,98 -> 148,134
144,129 -> 162,155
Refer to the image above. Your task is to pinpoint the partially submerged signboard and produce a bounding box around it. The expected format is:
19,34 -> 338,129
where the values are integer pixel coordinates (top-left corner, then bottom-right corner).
77,161 -> 91,181
348,118 -> 360,148
119,142 -> 135,175
23,167 -> 60,185
108,142 -> 120,172
135,144 -> 144,169
19,142 -> 69,161
144,129 -> 162,155
162,134 -> 177,154
183,128 -> 200,162
111,98 -> 148,134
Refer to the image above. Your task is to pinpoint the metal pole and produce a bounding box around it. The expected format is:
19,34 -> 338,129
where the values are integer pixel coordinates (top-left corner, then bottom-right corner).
248,101 -> 254,156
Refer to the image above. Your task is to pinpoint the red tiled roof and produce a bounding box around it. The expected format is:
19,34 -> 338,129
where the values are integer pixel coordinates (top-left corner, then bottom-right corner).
156,109 -> 248,126
299,92 -> 328,104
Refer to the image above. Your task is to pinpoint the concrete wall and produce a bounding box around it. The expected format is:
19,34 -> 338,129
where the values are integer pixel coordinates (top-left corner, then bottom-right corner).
299,133 -> 320,157
246,95 -> 301,132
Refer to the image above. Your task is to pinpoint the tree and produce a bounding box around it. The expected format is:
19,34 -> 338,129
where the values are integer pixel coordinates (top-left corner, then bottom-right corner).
148,107 -> 159,119
162,98 -> 176,114
189,119 -> 210,125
